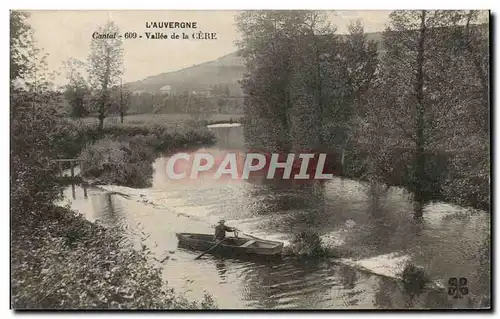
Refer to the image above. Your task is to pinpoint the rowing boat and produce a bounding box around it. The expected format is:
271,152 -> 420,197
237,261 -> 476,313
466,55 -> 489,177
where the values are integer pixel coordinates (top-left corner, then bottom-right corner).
176,233 -> 284,257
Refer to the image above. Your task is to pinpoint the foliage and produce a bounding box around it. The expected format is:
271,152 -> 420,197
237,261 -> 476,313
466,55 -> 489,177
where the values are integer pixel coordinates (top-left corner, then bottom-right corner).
442,140 -> 490,210
11,206 -> 218,309
122,90 -> 243,116
398,262 -> 430,298
210,84 -> 231,113
237,11 -> 311,151
290,230 -> 328,258
236,11 -> 379,153
79,137 -> 154,188
183,92 -> 215,122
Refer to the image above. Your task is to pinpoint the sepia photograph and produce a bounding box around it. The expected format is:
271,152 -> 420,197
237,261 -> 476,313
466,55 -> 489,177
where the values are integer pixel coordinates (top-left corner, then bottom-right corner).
9,8 -> 491,310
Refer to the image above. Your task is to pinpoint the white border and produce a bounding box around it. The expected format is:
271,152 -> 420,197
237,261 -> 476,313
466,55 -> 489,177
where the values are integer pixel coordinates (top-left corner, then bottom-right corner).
2,1 -> 498,318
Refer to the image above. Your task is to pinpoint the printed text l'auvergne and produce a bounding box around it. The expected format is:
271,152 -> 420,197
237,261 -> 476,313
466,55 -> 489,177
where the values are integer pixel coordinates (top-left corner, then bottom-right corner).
145,22 -> 198,29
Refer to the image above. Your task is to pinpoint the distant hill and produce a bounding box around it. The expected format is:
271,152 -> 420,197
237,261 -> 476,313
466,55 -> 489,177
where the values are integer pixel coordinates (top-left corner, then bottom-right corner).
124,52 -> 247,96
125,31 -> 385,96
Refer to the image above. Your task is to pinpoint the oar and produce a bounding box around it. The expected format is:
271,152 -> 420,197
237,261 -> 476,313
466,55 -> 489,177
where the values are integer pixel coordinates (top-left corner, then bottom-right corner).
234,228 -> 264,241
194,237 -> 229,260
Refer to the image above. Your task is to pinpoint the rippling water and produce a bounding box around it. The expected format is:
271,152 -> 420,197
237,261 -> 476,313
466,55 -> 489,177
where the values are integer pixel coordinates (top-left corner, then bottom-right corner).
58,124 -> 490,309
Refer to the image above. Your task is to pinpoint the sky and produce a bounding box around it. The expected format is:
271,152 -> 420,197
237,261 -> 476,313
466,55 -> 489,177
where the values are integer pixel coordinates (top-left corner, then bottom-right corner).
25,10 -> 392,86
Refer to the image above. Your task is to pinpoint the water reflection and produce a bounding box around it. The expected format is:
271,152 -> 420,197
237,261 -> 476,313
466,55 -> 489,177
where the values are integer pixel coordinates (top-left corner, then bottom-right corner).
94,193 -> 124,227
215,258 -> 228,283
338,264 -> 358,290
209,125 -> 245,150
374,277 -> 398,309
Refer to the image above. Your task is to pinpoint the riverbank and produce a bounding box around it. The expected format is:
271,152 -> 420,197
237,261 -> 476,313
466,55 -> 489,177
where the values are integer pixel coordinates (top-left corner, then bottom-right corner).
11,204 -> 217,309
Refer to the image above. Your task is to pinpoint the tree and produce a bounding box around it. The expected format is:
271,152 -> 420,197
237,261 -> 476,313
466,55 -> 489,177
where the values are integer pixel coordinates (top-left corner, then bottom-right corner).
236,10 -> 340,152
427,10 -> 490,209
236,11 -> 306,152
288,11 -> 339,150
342,20 -> 379,118
354,10 -> 489,214
355,11 -> 436,217
185,93 -> 213,122
87,21 -> 123,130
210,84 -> 231,113
63,58 -> 90,118
236,11 -> 376,156
332,20 -> 379,179
108,80 -> 131,123
119,84 -> 132,123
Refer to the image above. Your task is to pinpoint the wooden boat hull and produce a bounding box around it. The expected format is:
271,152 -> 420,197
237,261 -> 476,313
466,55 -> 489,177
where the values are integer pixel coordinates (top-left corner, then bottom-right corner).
176,233 -> 284,257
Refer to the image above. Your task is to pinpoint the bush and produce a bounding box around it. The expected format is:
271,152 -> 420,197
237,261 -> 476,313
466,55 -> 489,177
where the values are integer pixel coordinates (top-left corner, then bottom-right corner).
290,230 -> 328,259
398,262 -> 430,298
77,122 -> 216,189
79,138 -> 154,188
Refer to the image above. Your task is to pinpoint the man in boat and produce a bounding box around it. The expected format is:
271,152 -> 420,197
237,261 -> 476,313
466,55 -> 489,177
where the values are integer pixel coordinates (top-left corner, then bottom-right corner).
214,219 -> 237,243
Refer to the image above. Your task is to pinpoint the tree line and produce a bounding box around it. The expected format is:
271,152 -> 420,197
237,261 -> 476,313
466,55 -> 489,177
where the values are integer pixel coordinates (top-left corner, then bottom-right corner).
124,84 -> 243,116
236,10 -> 489,214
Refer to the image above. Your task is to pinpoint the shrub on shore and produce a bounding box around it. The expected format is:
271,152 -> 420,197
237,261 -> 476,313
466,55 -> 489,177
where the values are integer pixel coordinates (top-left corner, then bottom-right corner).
398,262 -> 430,298
290,230 -> 328,259
11,205 -> 217,309
79,137 -> 154,188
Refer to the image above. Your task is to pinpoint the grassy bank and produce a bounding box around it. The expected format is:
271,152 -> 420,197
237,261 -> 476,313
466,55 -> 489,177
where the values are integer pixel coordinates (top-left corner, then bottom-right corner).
11,205 -> 217,309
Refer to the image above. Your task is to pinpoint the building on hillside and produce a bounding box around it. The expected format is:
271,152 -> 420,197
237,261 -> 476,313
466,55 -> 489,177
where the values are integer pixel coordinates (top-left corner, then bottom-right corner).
160,85 -> 172,94
191,89 -> 212,97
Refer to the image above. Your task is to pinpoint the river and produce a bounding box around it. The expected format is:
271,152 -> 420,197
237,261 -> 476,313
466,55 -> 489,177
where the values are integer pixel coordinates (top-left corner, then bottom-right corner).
58,123 -> 490,309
